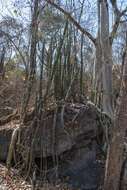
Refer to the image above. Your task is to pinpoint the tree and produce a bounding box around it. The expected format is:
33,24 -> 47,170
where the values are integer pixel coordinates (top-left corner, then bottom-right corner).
0,46 -> 6,79
46,0 -> 127,118
21,0 -> 39,120
104,30 -> 127,190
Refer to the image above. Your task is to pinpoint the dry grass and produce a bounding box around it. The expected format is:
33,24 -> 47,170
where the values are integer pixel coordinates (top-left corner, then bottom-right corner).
0,163 -> 31,190
0,163 -> 75,190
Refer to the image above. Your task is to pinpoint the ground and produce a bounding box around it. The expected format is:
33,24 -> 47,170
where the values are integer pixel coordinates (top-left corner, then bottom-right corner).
0,163 -> 31,190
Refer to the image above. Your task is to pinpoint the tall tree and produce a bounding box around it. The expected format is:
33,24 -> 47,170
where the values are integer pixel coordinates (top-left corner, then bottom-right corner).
104,32 -> 127,190
100,0 -> 113,117
46,0 -> 127,118
21,0 -> 39,119
0,46 -> 6,79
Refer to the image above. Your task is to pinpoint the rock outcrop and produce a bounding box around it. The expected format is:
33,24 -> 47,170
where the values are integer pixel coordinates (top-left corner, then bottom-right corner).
0,102 -> 110,189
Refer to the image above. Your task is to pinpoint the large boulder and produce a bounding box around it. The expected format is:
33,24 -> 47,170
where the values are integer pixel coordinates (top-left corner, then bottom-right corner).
21,103 -> 105,158
0,102 -> 110,189
0,128 -> 12,161
0,102 -> 109,162
59,150 -> 103,190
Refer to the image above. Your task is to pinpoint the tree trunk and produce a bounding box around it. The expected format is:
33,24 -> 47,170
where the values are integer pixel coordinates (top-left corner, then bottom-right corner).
94,38 -> 102,107
104,44 -> 127,190
0,46 -> 6,79
94,0 -> 102,106
100,0 -> 113,118
21,0 -> 39,119
80,33 -> 84,96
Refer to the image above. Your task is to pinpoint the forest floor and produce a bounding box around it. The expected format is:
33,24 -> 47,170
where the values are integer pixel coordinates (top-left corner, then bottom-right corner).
0,163 -> 76,190
0,163 -> 31,190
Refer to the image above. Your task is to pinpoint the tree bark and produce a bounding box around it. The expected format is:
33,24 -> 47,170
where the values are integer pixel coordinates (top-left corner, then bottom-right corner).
100,0 -> 113,118
21,0 -> 39,119
104,43 -> 127,190
0,46 -> 6,79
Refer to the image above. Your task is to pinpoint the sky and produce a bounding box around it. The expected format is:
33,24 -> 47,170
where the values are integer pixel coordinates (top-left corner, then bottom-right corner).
0,0 -> 15,18
0,0 -> 127,15
0,0 -> 127,36
0,0 -> 126,64
0,0 -> 30,24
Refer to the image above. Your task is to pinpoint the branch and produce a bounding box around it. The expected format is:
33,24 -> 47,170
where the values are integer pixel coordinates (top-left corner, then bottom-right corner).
121,5 -> 127,15
0,30 -> 27,66
110,0 -> 127,45
110,14 -> 121,45
46,0 -> 96,45
110,0 -> 120,15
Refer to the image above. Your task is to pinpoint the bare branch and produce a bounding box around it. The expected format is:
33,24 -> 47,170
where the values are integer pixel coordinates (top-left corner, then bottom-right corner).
110,0 -> 120,15
0,30 -> 27,66
46,0 -> 96,45
110,0 -> 127,44
110,15 -> 121,44
121,6 -> 127,15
